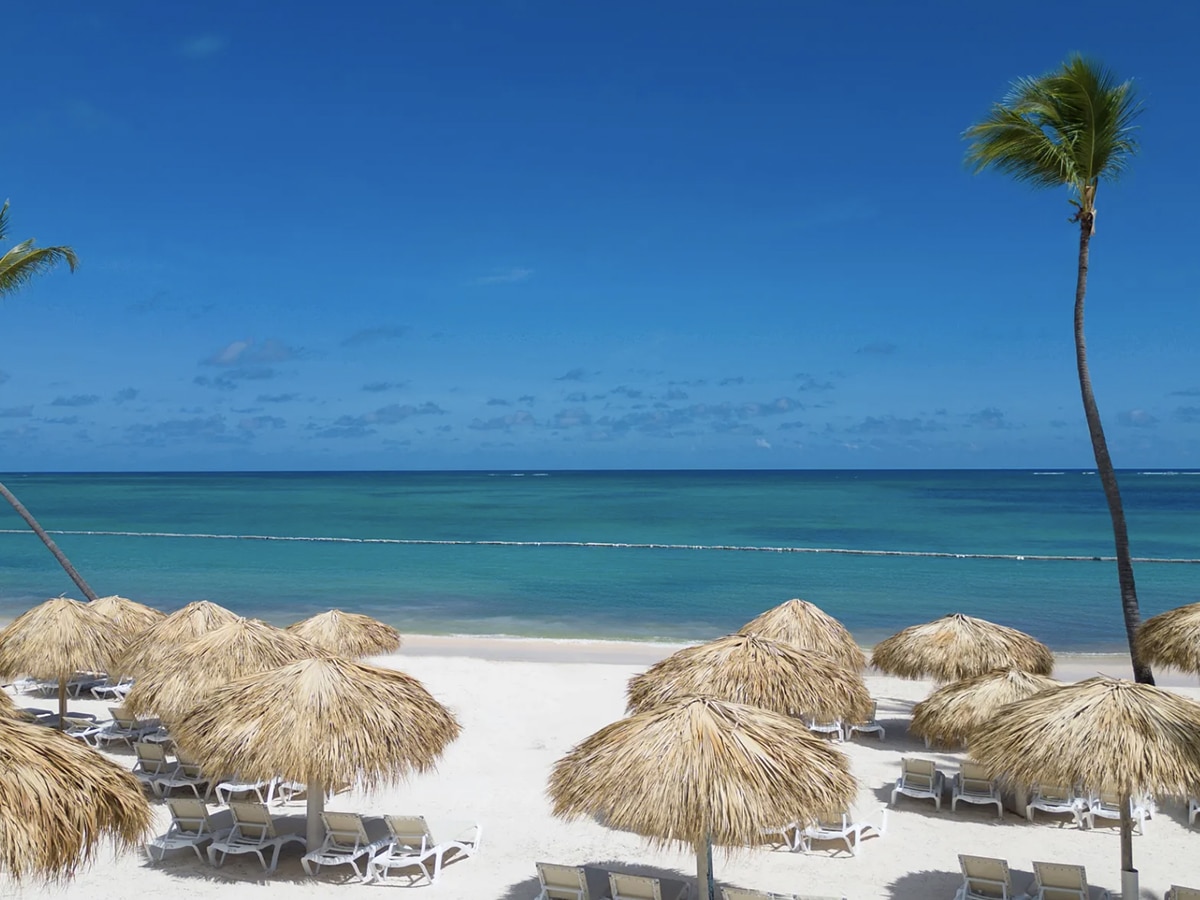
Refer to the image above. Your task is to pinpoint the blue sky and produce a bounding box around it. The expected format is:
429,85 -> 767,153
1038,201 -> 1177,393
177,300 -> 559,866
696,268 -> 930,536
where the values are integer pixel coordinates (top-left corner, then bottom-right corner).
4,1 -> 1198,471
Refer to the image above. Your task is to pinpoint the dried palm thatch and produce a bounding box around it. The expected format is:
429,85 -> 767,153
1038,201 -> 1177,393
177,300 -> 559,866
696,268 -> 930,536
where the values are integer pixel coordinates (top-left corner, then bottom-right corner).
870,613 -> 1054,682
89,595 -> 166,661
116,599 -> 238,678
909,667 -> 1061,748
286,609 -> 402,658
124,617 -> 325,723
738,598 -> 866,671
627,633 -> 872,723
171,655 -> 460,851
1136,602 -> 1200,673
0,715 -> 151,882
0,688 -> 18,718
549,696 -> 855,899
0,597 -> 119,725
970,676 -> 1200,881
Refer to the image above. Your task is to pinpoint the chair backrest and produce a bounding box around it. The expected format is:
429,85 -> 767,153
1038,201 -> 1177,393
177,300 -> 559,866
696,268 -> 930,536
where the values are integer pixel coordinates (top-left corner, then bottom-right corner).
134,741 -> 171,772
384,814 -> 433,852
609,873 -> 663,900
230,801 -> 276,839
960,762 -> 995,790
110,705 -> 139,728
902,757 -> 936,789
173,749 -> 206,778
536,862 -> 589,900
814,810 -> 849,832
1032,861 -> 1087,900
1096,790 -> 1121,808
1169,886 -> 1200,900
959,854 -> 1011,899
166,797 -> 211,836
857,700 -> 879,724
321,811 -> 368,847
722,889 -> 772,900
1035,784 -> 1073,803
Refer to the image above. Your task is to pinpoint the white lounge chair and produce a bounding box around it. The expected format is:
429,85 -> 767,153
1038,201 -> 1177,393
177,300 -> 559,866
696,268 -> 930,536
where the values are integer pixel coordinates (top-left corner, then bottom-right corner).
952,763 -> 1003,818
1025,785 -> 1086,827
891,758 -> 945,811
153,749 -> 213,800
369,814 -> 481,885
1029,861 -> 1109,900
1084,791 -> 1151,834
90,675 -> 134,701
846,700 -> 886,740
723,892 -> 844,900
62,715 -> 106,743
131,741 -> 178,792
214,775 -> 299,806
91,706 -> 160,749
954,854 -> 1017,900
206,801 -> 305,873
301,811 -> 391,882
608,873 -> 688,900
145,797 -> 232,862
796,808 -> 887,856
805,717 -> 845,742
1167,887 -> 1200,900
1188,797 -> 1198,827
536,861 -> 589,900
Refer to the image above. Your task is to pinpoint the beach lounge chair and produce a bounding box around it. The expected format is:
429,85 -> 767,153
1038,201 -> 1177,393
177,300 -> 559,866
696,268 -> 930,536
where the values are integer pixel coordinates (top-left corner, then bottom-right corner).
952,763 -> 1003,818
536,861 -> 590,900
145,797 -> 233,862
206,801 -> 305,873
805,716 -> 845,742
90,675 -> 134,701
214,775 -> 299,806
608,873 -> 688,900
131,741 -> 178,791
369,814 -> 482,885
796,808 -> 887,856
1167,887 -> 1200,900
891,758 -> 945,810
954,854 -> 1017,900
90,706 -> 159,749
1188,797 -> 1198,826
62,715 -> 106,743
301,811 -> 390,882
1029,861 -> 1109,900
847,700 -> 886,740
153,748 -> 213,800
1084,791 -> 1151,833
1025,785 -> 1086,827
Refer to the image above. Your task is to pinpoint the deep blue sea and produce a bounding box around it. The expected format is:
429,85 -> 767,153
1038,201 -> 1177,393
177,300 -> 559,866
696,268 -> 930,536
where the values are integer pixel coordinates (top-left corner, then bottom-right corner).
0,470 -> 1197,651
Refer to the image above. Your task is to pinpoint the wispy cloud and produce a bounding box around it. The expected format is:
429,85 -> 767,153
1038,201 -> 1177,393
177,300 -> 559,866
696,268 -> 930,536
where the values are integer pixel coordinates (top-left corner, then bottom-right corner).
472,267 -> 533,286
555,368 -> 588,382
195,368 -> 277,390
257,393 -> 299,403
342,326 -> 408,347
1119,409 -> 1158,428
857,341 -> 897,355
469,411 -> 537,431
202,339 -> 303,367
846,415 -> 946,436
51,394 -> 100,407
362,381 -> 406,393
113,388 -> 139,403
966,407 -> 1010,429
330,402 -> 447,430
178,34 -> 228,59
0,406 -> 33,418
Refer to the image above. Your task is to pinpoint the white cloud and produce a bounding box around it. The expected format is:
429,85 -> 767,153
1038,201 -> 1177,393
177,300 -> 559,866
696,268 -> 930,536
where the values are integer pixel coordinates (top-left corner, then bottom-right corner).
473,267 -> 533,286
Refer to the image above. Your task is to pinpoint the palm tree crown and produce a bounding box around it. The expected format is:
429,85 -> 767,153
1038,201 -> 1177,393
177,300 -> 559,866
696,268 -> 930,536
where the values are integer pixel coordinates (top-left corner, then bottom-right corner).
0,201 -> 79,297
964,54 -> 1140,225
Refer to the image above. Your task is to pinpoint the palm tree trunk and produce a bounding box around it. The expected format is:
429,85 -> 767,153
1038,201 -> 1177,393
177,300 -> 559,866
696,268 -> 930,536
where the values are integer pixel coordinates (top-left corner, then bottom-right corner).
0,481 -> 98,601
1072,214 -> 1154,685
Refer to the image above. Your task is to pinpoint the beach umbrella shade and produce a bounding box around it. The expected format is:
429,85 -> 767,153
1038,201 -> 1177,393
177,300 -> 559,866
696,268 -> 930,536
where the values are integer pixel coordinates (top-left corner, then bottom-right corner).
170,655 -> 460,852
1136,602 -> 1200,673
116,599 -> 239,679
549,696 -> 857,900
909,667 -> 1061,748
89,595 -> 166,662
626,633 -> 873,724
970,676 -> 1200,899
870,613 -> 1054,683
0,714 -> 152,882
737,598 -> 867,671
286,609 -> 402,658
124,617 -> 325,724
0,597 -> 121,727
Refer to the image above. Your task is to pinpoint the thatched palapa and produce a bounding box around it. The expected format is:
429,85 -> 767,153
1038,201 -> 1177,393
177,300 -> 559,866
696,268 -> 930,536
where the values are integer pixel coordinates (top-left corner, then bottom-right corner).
286,609 -> 402,658
0,715 -> 151,881
738,598 -> 866,670
89,595 -> 166,662
171,655 -> 460,851
909,667 -> 1060,748
870,613 -> 1054,682
124,617 -> 325,722
549,696 -> 855,900
1136,602 -> 1200,673
117,599 -> 238,679
627,633 -> 872,723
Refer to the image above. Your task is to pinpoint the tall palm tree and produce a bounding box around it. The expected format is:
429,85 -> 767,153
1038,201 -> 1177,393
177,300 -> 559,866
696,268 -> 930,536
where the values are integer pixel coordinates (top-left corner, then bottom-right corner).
0,202 -> 96,600
964,55 -> 1152,684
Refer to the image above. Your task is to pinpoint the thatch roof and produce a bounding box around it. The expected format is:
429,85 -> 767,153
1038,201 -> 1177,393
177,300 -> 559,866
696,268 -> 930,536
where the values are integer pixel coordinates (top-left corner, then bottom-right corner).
0,597 -> 116,681
170,656 -> 460,791
0,715 -> 151,881
0,689 -> 18,718
969,676 -> 1200,798
626,633 -> 872,723
909,667 -> 1061,748
738,598 -> 866,670
89,595 -> 166,660
117,600 -> 238,678
870,613 -> 1054,682
548,696 -> 856,850
1136,602 -> 1200,673
124,617 -> 325,722
286,609 -> 402,658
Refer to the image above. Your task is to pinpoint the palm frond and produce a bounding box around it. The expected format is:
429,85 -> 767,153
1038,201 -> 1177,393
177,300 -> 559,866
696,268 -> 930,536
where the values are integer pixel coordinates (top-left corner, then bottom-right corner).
0,243 -> 79,296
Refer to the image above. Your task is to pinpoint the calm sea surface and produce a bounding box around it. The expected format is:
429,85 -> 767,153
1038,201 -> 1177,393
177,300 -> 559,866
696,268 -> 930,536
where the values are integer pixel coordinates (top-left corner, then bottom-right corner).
0,469 -> 1197,651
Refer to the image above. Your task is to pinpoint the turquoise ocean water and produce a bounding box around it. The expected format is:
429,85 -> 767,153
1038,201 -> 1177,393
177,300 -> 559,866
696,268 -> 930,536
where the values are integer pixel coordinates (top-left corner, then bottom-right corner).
0,470 -> 1197,651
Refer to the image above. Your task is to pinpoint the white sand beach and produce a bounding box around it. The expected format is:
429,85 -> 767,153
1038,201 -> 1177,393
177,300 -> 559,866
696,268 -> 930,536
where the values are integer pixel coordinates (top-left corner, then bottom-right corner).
14,637 -> 1200,900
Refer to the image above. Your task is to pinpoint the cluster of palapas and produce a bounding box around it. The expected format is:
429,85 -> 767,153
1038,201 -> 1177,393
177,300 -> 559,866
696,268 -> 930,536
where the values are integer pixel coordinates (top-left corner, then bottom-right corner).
0,597 -> 460,884
548,600 -> 1200,900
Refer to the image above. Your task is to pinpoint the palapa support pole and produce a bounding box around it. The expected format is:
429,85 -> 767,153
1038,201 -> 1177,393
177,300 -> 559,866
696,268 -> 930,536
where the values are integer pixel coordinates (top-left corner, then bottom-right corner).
306,778 -> 325,852
57,678 -> 68,731
1119,794 -> 1137,899
695,834 -> 715,900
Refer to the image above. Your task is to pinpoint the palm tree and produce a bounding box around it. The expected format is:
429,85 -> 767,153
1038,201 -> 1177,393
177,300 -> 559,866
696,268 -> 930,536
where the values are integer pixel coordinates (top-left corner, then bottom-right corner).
0,202 -> 96,600
964,55 -> 1152,684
